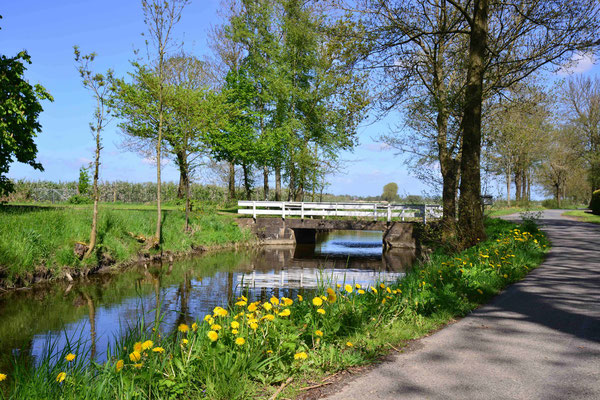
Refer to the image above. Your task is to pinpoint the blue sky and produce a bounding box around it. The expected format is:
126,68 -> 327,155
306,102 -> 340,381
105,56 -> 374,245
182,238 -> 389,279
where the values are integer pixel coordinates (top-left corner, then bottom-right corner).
2,1 -> 598,198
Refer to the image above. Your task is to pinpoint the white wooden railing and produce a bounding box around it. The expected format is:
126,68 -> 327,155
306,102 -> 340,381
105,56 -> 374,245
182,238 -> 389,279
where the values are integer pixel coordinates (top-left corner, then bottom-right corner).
238,201 -> 442,223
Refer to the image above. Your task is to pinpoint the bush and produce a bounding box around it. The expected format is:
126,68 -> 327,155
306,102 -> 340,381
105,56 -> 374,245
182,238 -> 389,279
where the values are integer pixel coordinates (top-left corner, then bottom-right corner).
67,194 -> 92,204
591,190 -> 600,215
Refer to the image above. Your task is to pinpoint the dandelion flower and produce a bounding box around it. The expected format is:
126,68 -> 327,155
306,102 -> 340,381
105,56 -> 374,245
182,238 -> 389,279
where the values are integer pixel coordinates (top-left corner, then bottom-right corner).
152,347 -> 164,354
231,321 -> 240,329
141,340 -> 153,351
133,342 -> 143,352
235,337 -> 246,346
192,322 -> 198,332
358,289 -> 365,295
336,283 -> 341,288
129,351 -> 141,362
380,283 -> 386,289
312,297 -> 323,307
232,329 -> 239,334
56,372 -> 66,383
315,330 -> 323,337
294,352 -> 308,360
297,294 -> 303,302
0,373 -> 6,382
250,322 -> 258,330
211,324 -> 222,331
263,302 -> 273,311
346,341 -> 353,347
213,307 -> 228,317
355,283 -> 361,289
344,284 -> 353,293
278,309 -> 291,317
263,314 -> 275,321
270,296 -> 280,305
317,308 -> 326,315
503,274 -> 508,278
65,353 -> 76,362
133,363 -> 143,369
115,360 -> 124,372
178,324 -> 189,333
282,297 -> 293,306
235,300 -> 247,307
248,303 -> 258,312
370,286 -> 378,294
181,338 -> 189,345
204,314 -> 212,322
386,287 -> 392,294
207,331 -> 219,342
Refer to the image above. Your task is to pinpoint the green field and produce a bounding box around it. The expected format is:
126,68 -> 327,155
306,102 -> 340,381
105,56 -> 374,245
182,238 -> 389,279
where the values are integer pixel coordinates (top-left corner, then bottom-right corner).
562,210 -> 600,224
0,203 -> 251,286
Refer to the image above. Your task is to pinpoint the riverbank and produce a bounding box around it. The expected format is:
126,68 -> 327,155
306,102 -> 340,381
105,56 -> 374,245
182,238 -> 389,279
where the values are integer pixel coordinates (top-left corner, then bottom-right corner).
0,204 -> 252,289
1,218 -> 549,399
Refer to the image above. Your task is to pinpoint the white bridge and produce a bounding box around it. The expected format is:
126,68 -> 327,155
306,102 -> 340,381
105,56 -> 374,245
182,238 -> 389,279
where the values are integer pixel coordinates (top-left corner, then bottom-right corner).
238,201 -> 443,223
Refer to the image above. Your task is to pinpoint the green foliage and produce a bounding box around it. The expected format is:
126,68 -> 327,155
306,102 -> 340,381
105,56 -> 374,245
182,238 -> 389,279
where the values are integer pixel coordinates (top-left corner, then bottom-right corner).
77,166 -> 91,195
591,190 -> 600,215
0,51 -> 53,196
382,182 -> 398,202
4,218 -> 548,398
67,195 -> 92,205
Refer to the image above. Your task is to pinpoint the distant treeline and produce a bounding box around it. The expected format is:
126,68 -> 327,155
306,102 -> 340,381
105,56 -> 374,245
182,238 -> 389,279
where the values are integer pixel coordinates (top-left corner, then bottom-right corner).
1,180 -> 440,205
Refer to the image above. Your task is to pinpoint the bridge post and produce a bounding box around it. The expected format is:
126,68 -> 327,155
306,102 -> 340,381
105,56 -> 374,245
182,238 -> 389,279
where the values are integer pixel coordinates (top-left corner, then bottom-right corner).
373,204 -> 377,221
423,205 -> 427,224
387,204 -> 391,222
301,202 -> 304,220
282,202 -> 285,220
252,201 -> 256,221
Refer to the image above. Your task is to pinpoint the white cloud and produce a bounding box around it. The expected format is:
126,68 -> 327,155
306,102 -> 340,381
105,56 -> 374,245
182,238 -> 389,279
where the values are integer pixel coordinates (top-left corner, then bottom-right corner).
558,52 -> 596,75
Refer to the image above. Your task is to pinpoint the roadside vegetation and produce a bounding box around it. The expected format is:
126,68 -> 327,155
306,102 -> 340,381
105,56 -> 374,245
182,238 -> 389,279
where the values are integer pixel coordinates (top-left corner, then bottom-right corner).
0,204 -> 250,287
562,210 -> 600,225
0,218 -> 548,399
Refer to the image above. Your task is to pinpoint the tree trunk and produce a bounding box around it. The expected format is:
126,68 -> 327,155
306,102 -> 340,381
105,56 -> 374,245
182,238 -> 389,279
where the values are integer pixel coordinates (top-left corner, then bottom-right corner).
84,129 -> 101,259
228,162 -> 235,201
184,155 -> 191,232
175,150 -> 187,199
242,162 -> 251,200
514,169 -> 522,202
521,171 -> 528,203
457,0 -> 489,247
555,184 -> 561,208
506,164 -> 511,206
263,166 -> 269,201
275,165 -> 282,201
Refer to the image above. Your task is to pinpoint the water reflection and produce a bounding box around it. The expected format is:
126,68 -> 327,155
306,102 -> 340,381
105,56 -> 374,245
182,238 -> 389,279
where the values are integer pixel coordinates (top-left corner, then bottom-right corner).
0,230 -> 415,372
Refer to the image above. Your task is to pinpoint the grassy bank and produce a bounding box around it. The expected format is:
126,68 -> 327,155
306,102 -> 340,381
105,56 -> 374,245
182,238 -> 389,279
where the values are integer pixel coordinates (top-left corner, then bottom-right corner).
0,204 -> 251,286
562,210 -> 600,224
0,218 -> 548,399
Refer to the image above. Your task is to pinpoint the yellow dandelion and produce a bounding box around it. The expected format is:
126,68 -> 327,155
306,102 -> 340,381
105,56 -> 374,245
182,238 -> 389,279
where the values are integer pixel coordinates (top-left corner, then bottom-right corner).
358,289 -> 365,295
56,372 -> 66,383
235,300 -> 247,307
346,341 -> 353,347
181,338 -> 189,345
231,321 -> 240,329
381,298 -> 386,304
152,347 -> 165,354
204,314 -> 212,322
267,350 -> 273,354
115,359 -> 124,372
297,294 -> 303,301
250,322 -> 258,330
379,283 -> 386,289
336,283 -> 341,288
282,297 -> 294,306
370,286 -> 378,294
207,331 -> 219,342
278,308 -> 291,317
141,340 -> 153,351
386,287 -> 392,294
315,330 -> 323,337
129,351 -> 141,362
211,324 -> 222,331
326,287 -> 335,295
213,307 -> 228,317
248,303 -> 257,312
294,352 -> 308,360
355,283 -> 362,289
312,297 -> 323,306
235,337 -> 246,346
178,324 -> 189,333
317,308 -> 326,315
0,373 -> 7,382
263,302 -> 273,311
133,342 -> 143,352
270,296 -> 280,305
65,353 -> 76,362
192,322 -> 198,332
232,329 -> 239,334
263,314 -> 275,321
344,284 -> 353,293
133,363 -> 143,369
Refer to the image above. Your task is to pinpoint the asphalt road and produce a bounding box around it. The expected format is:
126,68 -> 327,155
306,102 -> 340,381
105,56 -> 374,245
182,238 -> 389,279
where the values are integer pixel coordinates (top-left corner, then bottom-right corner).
325,210 -> 600,400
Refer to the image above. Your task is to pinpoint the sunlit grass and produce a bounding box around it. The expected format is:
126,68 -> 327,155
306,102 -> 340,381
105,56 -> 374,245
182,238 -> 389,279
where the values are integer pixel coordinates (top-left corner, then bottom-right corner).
562,210 -> 600,224
1,218 -> 548,399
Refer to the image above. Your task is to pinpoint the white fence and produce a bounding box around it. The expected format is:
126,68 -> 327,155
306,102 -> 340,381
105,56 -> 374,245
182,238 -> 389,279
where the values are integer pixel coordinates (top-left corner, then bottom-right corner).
238,201 -> 442,223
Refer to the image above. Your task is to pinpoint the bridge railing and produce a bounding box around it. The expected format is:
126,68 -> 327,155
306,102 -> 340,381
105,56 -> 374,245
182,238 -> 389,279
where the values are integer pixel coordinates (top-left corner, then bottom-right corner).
238,201 -> 442,223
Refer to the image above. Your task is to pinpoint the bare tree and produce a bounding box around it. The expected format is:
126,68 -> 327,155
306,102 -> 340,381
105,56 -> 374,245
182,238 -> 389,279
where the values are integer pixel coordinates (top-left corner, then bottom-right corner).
74,47 -> 113,258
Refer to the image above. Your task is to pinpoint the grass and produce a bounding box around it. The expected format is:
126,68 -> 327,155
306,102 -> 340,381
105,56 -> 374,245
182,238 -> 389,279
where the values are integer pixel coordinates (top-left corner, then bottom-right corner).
0,203 -> 252,286
0,218 -> 549,399
562,210 -> 600,224
486,205 -> 545,217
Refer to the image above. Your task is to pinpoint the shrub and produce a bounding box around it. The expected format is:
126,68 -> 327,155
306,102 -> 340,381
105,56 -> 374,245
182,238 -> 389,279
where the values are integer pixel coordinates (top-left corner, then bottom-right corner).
67,194 -> 92,204
591,190 -> 600,215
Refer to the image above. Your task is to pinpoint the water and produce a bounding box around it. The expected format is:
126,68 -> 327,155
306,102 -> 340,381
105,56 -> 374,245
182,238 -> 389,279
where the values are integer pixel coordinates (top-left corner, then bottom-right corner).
0,230 -> 415,370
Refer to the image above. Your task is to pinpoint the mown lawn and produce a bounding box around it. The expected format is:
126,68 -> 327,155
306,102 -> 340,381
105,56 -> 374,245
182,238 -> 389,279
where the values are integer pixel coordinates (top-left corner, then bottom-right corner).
1,218 -> 549,399
562,210 -> 600,224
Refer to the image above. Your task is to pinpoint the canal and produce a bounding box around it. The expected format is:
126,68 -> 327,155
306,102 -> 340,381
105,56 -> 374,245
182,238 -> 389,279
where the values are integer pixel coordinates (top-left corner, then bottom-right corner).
0,230 -> 415,371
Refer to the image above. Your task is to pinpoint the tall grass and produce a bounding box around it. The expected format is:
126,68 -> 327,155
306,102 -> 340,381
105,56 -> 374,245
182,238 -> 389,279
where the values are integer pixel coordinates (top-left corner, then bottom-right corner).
1,218 -> 549,399
0,205 -> 251,285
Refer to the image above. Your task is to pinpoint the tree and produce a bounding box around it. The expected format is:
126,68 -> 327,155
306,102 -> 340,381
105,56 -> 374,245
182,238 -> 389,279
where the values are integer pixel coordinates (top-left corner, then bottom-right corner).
74,46 -> 114,258
382,182 -> 398,202
141,0 -> 189,245
0,51 -> 53,196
